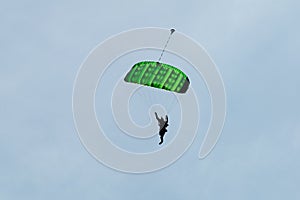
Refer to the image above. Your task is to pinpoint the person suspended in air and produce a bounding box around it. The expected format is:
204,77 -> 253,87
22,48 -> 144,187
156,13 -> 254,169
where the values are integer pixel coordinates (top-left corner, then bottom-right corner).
155,112 -> 169,145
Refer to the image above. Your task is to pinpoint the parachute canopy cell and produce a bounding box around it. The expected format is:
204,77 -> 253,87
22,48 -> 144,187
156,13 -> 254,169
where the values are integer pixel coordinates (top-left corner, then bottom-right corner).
124,61 -> 190,93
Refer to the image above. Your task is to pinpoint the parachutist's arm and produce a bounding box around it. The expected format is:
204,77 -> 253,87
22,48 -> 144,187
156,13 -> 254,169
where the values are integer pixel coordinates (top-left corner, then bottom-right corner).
165,115 -> 168,123
155,112 -> 159,121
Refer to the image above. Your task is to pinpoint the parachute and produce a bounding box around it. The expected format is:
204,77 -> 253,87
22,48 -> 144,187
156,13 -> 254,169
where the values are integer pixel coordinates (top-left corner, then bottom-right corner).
124,61 -> 190,93
124,28 -> 190,96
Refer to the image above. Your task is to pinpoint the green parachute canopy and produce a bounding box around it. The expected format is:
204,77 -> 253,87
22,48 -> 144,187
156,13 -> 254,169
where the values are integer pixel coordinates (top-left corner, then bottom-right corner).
124,61 -> 190,93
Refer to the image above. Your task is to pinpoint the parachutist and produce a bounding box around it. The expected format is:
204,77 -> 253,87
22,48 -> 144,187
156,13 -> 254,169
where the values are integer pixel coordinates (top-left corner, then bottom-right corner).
155,112 -> 169,145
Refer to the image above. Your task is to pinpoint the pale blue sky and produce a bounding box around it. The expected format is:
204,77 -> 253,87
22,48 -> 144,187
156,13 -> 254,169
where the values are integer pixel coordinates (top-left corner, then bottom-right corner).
1,0 -> 300,199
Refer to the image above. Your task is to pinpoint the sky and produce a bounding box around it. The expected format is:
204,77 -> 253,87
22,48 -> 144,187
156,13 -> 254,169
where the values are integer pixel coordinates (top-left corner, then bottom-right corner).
1,0 -> 300,199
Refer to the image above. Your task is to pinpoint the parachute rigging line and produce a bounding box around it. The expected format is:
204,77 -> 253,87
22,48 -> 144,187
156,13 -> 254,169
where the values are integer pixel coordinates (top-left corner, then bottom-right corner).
158,29 -> 175,62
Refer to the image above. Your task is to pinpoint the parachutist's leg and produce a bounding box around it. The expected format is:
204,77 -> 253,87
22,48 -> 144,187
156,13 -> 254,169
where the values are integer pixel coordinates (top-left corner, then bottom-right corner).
159,136 -> 164,145
159,131 -> 165,145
